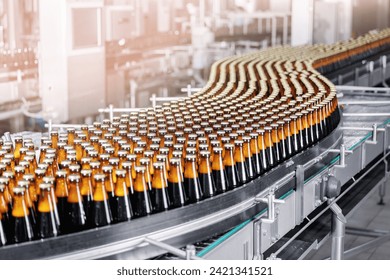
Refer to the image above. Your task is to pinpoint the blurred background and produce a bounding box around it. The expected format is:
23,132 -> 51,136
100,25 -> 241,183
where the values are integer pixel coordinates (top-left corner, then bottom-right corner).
0,0 -> 389,134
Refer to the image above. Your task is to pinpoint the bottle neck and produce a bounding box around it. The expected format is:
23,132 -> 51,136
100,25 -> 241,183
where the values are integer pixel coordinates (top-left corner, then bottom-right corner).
152,169 -> 166,189
184,161 -> 198,179
81,177 -> 93,196
68,182 -> 82,203
168,165 -> 182,183
55,178 -> 68,198
134,172 -> 147,192
93,181 -> 108,201
115,177 -> 128,197
12,194 -> 29,218
38,190 -> 54,213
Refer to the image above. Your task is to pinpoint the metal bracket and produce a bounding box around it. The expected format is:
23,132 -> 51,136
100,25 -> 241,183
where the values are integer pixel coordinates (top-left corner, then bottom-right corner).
328,144 -> 353,168
143,237 -> 202,260
255,188 -> 285,223
253,188 -> 285,258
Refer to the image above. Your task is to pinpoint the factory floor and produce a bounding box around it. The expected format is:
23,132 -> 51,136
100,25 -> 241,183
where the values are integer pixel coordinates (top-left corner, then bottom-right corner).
308,185 -> 390,260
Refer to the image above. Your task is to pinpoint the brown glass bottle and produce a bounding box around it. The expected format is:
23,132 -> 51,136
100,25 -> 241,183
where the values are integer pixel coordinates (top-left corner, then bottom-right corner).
55,170 -> 68,232
18,180 -> 37,233
242,136 -> 255,179
249,133 -> 262,176
102,165 -> 116,210
139,158 -> 152,192
198,151 -> 216,198
167,158 -> 187,207
184,155 -> 203,203
133,166 -> 153,217
151,162 -> 171,212
264,127 -> 276,168
233,140 -> 249,184
80,169 -> 94,222
223,144 -> 239,189
92,174 -> 112,227
113,169 -> 133,222
211,147 -> 229,193
67,174 -> 87,232
37,183 -> 58,239
11,187 -> 34,243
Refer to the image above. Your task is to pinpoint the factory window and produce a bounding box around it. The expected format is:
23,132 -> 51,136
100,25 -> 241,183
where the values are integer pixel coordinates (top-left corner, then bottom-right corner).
72,8 -> 101,49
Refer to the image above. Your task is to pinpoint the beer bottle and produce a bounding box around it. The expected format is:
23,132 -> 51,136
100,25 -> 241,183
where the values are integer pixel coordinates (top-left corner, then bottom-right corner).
55,170 -> 68,231
23,175 -> 37,207
37,183 -> 58,239
283,118 -> 293,158
183,155 -> 203,203
109,157 -> 120,183
90,161 -> 101,187
121,161 -> 135,196
295,112 -> 308,149
249,133 -> 262,176
133,166 -> 152,217
139,158 -> 152,192
11,186 -> 34,243
18,180 -> 37,233
223,144 -> 239,189
242,136 -> 255,179
13,136 -> 23,164
92,174 -> 112,227
3,171 -> 15,198
167,158 -> 187,207
264,127 -> 276,168
50,131 -> 59,149
0,177 -> 12,212
113,169 -> 133,222
198,151 -> 216,198
211,147 -> 229,193
80,169 -> 94,221
289,115 -> 301,154
233,140 -> 249,184
102,166 -> 116,210
151,162 -> 170,212
67,174 -> 87,232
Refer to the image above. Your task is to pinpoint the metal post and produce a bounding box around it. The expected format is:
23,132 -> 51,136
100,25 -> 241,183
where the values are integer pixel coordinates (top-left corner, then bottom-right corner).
378,158 -> 388,205
109,104 -> 114,122
372,124 -> 378,143
130,80 -> 137,108
339,144 -> 346,167
186,244 -> 197,260
151,94 -> 157,108
48,119 -> 53,133
354,67 -> 359,86
329,202 -> 346,260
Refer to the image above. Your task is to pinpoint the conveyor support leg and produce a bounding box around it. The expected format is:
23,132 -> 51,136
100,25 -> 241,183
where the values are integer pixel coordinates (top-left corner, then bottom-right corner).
330,202 -> 346,260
